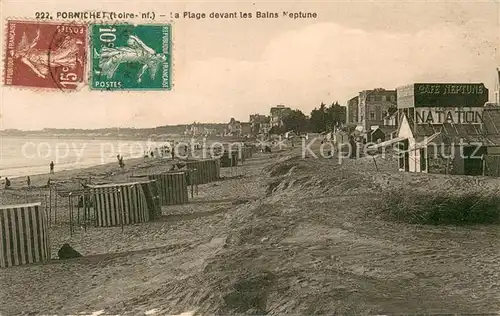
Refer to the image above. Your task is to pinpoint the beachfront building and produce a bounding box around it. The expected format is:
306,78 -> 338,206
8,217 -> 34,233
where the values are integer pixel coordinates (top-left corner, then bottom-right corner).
384,111 -> 399,127
185,122 -> 201,136
249,114 -> 271,135
226,117 -> 242,136
358,88 -> 397,133
375,82 -> 500,176
184,122 -> 225,137
241,122 -> 251,136
202,127 -> 217,136
346,88 -> 397,137
366,126 -> 396,143
346,96 -> 359,125
270,105 -> 292,127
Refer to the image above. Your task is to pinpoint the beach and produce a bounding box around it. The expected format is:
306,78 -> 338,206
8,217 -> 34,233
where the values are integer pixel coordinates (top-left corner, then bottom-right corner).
1,142 -> 500,315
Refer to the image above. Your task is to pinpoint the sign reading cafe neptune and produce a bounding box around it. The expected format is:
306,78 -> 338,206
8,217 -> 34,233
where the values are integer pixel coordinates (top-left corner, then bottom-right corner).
415,107 -> 484,125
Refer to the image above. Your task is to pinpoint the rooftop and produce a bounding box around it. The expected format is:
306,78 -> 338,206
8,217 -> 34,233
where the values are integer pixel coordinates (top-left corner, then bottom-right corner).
403,108 -> 500,146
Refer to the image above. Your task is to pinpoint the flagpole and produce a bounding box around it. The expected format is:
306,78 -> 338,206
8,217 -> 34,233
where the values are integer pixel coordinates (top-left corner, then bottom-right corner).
496,67 -> 500,105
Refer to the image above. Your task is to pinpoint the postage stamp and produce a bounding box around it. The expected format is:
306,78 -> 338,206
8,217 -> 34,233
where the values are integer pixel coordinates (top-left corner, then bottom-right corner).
3,20 -> 87,90
90,23 -> 172,91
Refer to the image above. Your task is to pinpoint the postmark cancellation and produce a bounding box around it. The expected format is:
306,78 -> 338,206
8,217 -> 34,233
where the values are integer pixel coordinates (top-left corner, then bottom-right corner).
3,20 -> 88,90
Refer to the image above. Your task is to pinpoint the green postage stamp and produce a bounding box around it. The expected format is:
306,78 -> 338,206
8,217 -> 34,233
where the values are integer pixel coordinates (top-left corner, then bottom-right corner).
90,23 -> 172,91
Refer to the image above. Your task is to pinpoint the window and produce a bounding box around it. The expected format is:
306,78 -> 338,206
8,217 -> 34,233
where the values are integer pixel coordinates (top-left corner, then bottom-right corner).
390,95 -> 396,102
369,112 -> 375,120
374,95 -> 382,101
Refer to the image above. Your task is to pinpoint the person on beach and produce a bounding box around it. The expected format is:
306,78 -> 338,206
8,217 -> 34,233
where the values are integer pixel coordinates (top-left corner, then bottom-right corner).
50,161 -> 54,174
47,178 -> 51,187
119,156 -> 125,169
27,176 -> 31,188
349,135 -> 357,159
4,177 -> 11,189
171,148 -> 175,160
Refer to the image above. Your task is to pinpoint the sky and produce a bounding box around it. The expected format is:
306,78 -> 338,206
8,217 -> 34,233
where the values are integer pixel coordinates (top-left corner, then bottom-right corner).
0,0 -> 498,130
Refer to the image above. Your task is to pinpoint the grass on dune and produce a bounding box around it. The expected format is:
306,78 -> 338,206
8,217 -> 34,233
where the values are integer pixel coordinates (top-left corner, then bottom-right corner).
376,189 -> 500,225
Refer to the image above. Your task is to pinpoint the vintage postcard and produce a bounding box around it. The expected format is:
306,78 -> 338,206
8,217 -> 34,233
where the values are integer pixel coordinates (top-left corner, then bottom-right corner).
0,0 -> 499,315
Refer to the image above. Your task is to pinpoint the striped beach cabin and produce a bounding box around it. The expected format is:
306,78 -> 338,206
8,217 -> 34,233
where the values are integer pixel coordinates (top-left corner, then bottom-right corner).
185,159 -> 220,184
240,145 -> 254,162
88,181 -> 160,227
147,172 -> 189,205
139,180 -> 162,220
131,172 -> 190,205
0,203 -> 50,268
220,151 -> 240,167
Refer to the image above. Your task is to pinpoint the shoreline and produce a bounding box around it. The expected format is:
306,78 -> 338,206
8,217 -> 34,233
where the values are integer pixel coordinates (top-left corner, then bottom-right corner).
0,144 -> 234,193
0,134 -> 252,142
3,154 -> 147,181
0,135 -> 255,180
0,156 -> 152,193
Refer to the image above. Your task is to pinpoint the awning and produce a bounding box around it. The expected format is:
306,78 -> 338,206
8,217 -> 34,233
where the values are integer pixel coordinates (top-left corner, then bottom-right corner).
409,132 -> 441,151
366,136 -> 407,150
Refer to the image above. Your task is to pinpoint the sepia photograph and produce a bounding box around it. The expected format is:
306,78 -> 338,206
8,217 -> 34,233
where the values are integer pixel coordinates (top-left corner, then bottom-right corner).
0,0 -> 499,315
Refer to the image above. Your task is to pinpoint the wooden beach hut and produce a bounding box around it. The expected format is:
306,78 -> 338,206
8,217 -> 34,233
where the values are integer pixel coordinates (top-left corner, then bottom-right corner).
0,202 -> 51,268
185,159 -> 220,184
240,148 -> 247,163
88,181 -> 159,227
241,145 -> 254,162
247,144 -> 255,158
220,151 -> 240,167
147,172 -> 189,205
139,180 -> 162,220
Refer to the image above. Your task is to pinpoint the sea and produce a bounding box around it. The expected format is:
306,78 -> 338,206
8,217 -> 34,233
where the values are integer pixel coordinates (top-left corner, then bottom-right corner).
0,136 -> 173,179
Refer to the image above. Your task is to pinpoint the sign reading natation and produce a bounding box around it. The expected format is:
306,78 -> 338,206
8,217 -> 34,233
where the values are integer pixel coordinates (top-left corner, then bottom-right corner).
415,107 -> 483,125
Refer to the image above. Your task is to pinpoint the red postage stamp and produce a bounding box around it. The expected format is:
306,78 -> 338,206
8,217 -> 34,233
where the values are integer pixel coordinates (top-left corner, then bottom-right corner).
4,20 -> 87,90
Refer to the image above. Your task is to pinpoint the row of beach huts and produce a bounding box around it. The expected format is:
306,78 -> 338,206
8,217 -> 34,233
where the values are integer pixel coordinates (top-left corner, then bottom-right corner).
0,144 -> 256,268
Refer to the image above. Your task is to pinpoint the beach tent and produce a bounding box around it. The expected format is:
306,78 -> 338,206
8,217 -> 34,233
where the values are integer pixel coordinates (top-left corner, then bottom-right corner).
220,151 -> 239,167
138,180 -> 162,219
87,180 -> 160,227
185,158 -> 221,184
147,172 -> 189,205
0,202 -> 50,268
